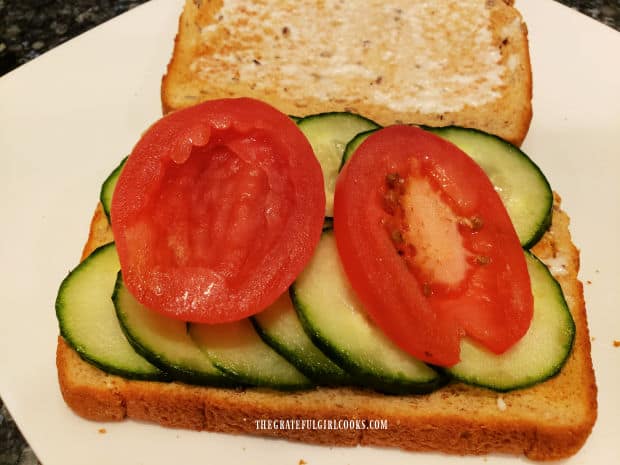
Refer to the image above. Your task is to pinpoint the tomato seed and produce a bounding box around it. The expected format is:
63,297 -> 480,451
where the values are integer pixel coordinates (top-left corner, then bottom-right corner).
385,172 -> 400,188
382,190 -> 399,214
422,282 -> 432,297
459,215 -> 484,231
391,229 -> 404,244
470,216 -> 484,230
475,255 -> 491,265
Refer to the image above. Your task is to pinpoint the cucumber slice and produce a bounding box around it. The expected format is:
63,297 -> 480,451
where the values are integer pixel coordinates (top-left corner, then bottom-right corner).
55,243 -> 165,380
251,293 -> 351,384
99,156 -> 127,221
447,252 -> 575,391
297,112 -> 380,217
113,273 -> 233,386
340,129 -> 376,170
291,231 -> 444,394
424,126 -> 553,248
189,319 -> 312,390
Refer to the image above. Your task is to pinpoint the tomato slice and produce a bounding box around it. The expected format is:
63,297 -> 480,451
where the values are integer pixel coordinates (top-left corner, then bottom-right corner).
334,125 -> 533,367
111,98 -> 325,323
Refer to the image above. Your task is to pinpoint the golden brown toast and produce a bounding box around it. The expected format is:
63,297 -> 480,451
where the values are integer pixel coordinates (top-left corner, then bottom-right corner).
57,196 -> 597,461
161,0 -> 533,146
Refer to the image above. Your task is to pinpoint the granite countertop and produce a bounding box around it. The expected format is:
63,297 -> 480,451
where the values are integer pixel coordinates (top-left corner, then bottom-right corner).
0,1 -> 619,464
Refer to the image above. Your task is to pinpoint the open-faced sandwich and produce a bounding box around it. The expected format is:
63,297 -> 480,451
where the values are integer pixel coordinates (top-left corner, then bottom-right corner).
55,0 -> 597,461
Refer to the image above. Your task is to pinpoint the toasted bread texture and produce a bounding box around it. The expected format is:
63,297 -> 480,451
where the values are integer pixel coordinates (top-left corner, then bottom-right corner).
161,0 -> 532,146
57,196 -> 596,461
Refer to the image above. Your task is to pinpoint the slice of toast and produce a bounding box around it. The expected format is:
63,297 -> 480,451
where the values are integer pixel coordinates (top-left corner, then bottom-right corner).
57,195 -> 596,461
161,0 -> 533,146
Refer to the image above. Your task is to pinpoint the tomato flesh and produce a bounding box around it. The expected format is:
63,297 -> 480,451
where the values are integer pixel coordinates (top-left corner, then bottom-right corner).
334,125 -> 533,367
111,98 -> 325,323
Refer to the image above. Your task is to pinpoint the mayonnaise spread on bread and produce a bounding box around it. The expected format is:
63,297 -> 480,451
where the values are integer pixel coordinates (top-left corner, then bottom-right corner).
191,0 -> 517,113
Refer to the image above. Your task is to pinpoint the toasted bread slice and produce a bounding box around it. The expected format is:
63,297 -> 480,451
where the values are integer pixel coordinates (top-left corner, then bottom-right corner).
161,0 -> 532,146
57,195 -> 596,461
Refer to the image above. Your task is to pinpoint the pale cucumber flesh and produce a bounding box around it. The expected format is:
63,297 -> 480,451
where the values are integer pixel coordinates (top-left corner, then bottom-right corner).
251,293 -> 351,384
113,273 -> 233,386
297,112 -> 379,217
291,231 -> 444,394
189,319 -> 312,390
446,252 -> 575,391
99,156 -> 126,222
56,243 -> 164,380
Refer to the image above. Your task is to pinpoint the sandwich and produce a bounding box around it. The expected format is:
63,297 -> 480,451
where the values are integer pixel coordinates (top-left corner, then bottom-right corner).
54,0 -> 597,461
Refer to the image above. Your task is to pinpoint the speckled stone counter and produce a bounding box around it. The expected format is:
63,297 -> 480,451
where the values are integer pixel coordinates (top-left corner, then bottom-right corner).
0,0 -> 146,75
569,0 -> 620,29
0,1 -> 618,464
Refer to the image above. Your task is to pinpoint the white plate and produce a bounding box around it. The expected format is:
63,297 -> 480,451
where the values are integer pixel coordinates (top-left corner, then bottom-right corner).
1,0 -> 619,463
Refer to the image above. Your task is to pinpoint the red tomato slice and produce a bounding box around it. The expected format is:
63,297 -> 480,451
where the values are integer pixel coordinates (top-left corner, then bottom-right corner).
334,125 -> 533,367
111,98 -> 325,323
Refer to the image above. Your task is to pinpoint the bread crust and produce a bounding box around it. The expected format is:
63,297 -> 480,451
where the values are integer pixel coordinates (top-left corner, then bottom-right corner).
161,0 -> 532,146
56,197 -> 596,460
